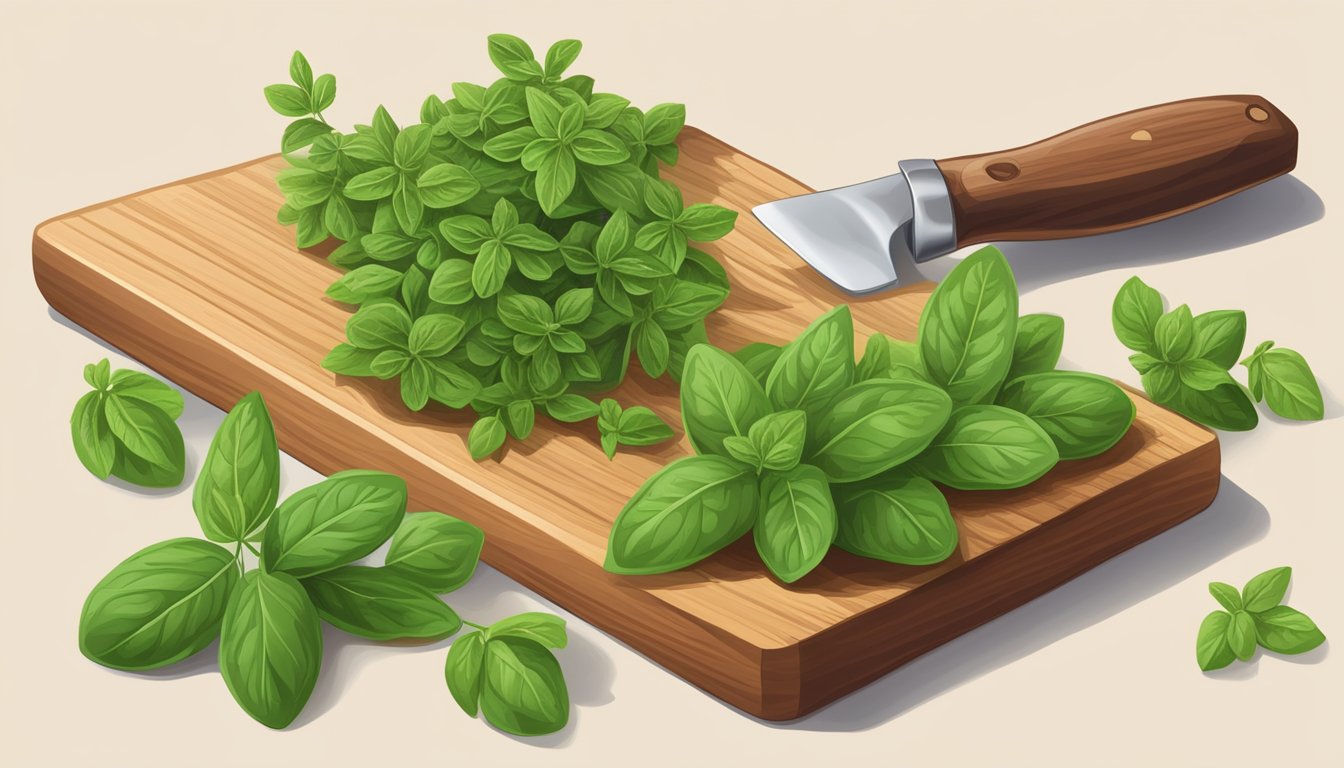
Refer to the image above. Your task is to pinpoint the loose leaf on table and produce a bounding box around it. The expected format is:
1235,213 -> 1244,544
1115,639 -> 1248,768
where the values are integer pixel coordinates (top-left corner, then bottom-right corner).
468,415 -> 508,460
753,464 -> 837,583
479,636 -> 570,736
193,391 -> 280,543
445,630 -> 487,716
219,569 -> 323,729
1196,610 -> 1236,671
1240,342 -> 1324,421
1253,605 -> 1326,655
680,344 -> 771,458
302,566 -> 461,641
487,612 -> 568,649
1004,313 -> 1064,383
917,247 -> 1018,406
605,455 -> 757,574
1208,581 -> 1242,612
833,473 -> 957,565
384,512 -> 485,593
996,372 -> 1136,460
262,470 -> 407,578
1227,610 -> 1257,661
766,305 -> 855,417
71,391 -> 116,480
913,404 -> 1059,490
103,393 -> 185,476
1241,565 -> 1292,613
804,378 -> 952,483
79,538 -> 239,671
107,369 -> 185,419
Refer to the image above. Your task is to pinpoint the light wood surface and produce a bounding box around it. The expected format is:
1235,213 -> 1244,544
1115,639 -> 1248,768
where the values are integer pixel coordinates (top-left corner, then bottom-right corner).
30,127 -> 1221,720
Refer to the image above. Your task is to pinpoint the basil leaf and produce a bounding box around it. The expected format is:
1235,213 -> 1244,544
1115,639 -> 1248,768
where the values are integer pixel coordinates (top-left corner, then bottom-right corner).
1227,610 -> 1257,661
544,393 -> 600,423
1154,304 -> 1196,362
487,612 -> 568,649
1192,309 -> 1246,369
855,334 -> 925,383
747,409 -> 807,472
996,372 -> 1136,460
468,415 -> 507,460
445,630 -> 487,716
262,470 -> 408,578
1241,566 -> 1291,613
753,464 -> 836,583
85,358 -> 112,389
417,163 -> 480,208
326,264 -> 402,304
722,435 -> 762,469
303,566 -> 461,641
71,391 -> 116,479
918,247 -> 1018,406
616,406 -> 674,446
731,342 -> 781,388
219,569 -> 322,729
1005,313 -> 1063,382
913,405 -> 1059,490
110,448 -> 186,488
384,512 -> 484,593
346,302 -> 411,350
1196,610 -> 1236,671
1167,381 -> 1259,432
264,83 -> 311,117
605,455 -> 757,574
806,379 -> 952,483
107,369 -> 185,420
503,400 -> 536,440
1112,275 -> 1163,353
680,344 -> 771,458
1177,359 -> 1233,391
1243,345 -> 1324,421
1253,605 -> 1326,655
833,473 -> 957,565
635,319 -> 670,378
480,637 -> 569,736
489,34 -> 542,81
102,393 -> 183,470
1208,581 -> 1242,612
79,538 -> 239,671
193,391 -> 280,543
766,305 -> 854,416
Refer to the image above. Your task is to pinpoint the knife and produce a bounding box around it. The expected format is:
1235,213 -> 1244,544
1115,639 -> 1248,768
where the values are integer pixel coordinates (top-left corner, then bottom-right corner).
753,95 -> 1297,294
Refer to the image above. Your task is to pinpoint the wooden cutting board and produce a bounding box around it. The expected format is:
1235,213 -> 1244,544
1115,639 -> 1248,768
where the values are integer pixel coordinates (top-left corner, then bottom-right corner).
31,128 -> 1220,720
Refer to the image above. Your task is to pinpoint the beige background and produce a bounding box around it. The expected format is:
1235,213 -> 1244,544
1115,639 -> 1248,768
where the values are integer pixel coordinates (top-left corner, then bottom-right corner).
1,0 -> 1339,764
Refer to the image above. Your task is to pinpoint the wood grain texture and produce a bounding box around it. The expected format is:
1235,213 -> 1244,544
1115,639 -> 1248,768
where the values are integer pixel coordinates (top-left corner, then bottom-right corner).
937,95 -> 1297,245
31,128 -> 1221,720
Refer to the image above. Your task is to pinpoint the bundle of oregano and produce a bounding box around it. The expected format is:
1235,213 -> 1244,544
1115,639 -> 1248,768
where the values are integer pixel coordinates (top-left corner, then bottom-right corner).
266,35 -> 737,460
606,247 -> 1137,583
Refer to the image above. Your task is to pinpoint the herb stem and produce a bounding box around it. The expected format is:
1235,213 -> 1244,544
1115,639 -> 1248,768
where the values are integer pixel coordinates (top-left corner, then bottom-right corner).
242,540 -> 262,558
462,619 -> 488,631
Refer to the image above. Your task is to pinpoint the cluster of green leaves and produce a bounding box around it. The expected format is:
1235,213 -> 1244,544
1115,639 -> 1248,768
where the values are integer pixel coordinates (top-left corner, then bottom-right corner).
70,359 -> 186,488
266,36 -> 734,461
1113,276 -> 1324,430
605,247 -> 1137,583
1196,566 -> 1326,671
79,390 -> 570,735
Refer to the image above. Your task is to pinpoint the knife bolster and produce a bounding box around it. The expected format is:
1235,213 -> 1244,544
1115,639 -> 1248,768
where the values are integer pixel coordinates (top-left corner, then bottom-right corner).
898,159 -> 958,263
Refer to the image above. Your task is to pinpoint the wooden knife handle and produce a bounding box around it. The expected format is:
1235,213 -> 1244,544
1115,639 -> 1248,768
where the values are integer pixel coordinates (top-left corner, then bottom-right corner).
935,95 -> 1298,246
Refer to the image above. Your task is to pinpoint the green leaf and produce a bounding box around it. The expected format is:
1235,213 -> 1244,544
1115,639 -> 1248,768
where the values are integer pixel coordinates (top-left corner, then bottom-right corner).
680,344 -> 772,458
384,512 -> 484,593
107,368 -> 186,419
303,566 -> 461,640
110,447 -> 186,488
281,118 -> 332,154
996,372 -> 1136,460
746,410 -> 807,472
417,163 -> 480,208
616,406 -> 674,446
581,162 -> 646,214
468,415 -> 507,460
264,83 -> 311,117
346,302 -> 411,350
583,93 -> 630,129
1241,566 -> 1292,613
604,455 -> 758,574
326,264 -> 403,304
288,51 -> 314,90
392,176 -> 424,234
1196,611 -> 1236,671
1177,358 -> 1233,391
439,216 -> 494,254
677,204 -> 737,241
483,127 -> 540,162
193,391 -> 280,542
913,404 -> 1059,490
323,195 -> 358,241
445,630 -> 486,716
543,39 -> 582,78
534,146 -> 577,215
571,129 -> 630,166
84,358 -> 111,389
1167,381 -> 1259,431
636,319 -> 670,378
1208,582 -> 1242,612
310,73 -> 336,113
753,464 -> 836,583
370,349 -> 412,379
722,435 -> 761,469
428,260 -> 475,306
1154,304 -> 1196,362
219,569 -> 322,729
473,240 -> 512,297
732,342 -> 782,388
643,103 -> 685,145
488,613 -> 567,650
498,294 -> 553,334
806,379 -> 952,483
653,281 -> 726,329
504,399 -> 536,440
1141,362 -> 1181,403
71,391 -> 116,479
79,538 -> 239,671
488,34 -> 542,81
833,473 -> 957,565
524,87 -> 563,136
766,305 -> 855,416
393,123 -> 432,170
918,247 -> 1018,406
545,393 -> 600,423
1192,310 -> 1246,369
102,394 -> 183,471
1005,313 -> 1064,382
344,166 -> 400,201
1245,345 -> 1324,421
1112,275 -> 1164,353
262,470 -> 408,578
554,288 -> 594,326
1253,605 -> 1326,655
1228,610 -> 1257,661
479,636 -> 569,736
408,314 -> 467,357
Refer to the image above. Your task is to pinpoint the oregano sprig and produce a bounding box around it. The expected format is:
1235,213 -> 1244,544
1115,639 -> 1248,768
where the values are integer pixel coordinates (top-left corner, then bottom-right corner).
70,358 -> 186,488
1196,566 -> 1326,671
